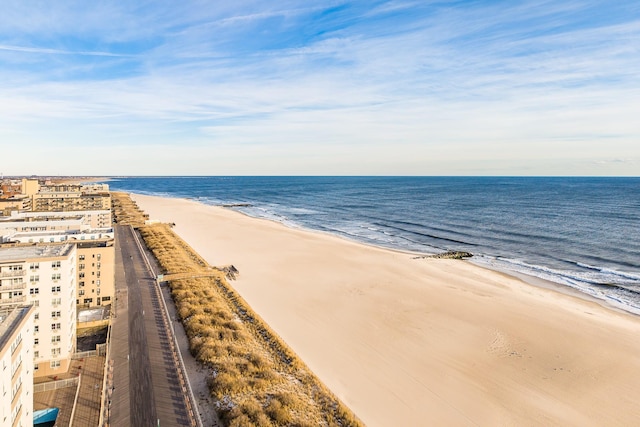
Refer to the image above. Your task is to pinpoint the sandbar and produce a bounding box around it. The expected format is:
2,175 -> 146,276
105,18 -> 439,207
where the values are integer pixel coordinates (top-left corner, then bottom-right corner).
132,193 -> 640,426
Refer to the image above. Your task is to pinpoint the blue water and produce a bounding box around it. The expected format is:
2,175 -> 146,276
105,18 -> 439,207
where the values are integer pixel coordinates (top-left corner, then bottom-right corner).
107,176 -> 640,314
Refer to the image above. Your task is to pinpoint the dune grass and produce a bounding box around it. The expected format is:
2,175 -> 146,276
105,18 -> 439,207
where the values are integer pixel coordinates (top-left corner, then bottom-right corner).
113,192 -> 363,426
111,191 -> 148,227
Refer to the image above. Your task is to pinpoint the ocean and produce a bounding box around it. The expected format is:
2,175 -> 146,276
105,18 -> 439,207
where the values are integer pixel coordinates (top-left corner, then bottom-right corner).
106,176 -> 640,315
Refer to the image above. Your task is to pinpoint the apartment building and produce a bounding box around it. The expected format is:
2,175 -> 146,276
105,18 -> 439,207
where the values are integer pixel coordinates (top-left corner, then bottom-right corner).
0,197 -> 32,216
32,183 -> 111,213
32,192 -> 111,212
1,209 -> 112,229
0,212 -> 116,310
20,179 -> 39,199
0,244 -> 77,378
0,305 -> 34,427
77,240 -> 115,308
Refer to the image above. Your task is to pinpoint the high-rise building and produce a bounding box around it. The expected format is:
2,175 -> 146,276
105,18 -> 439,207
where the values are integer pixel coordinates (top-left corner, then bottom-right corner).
0,244 -> 77,378
76,241 -> 115,309
0,211 -> 115,310
32,184 -> 110,212
0,305 -> 35,427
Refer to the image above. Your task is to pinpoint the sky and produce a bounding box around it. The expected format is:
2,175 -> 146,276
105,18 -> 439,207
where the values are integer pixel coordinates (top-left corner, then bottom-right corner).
1,0 -> 639,176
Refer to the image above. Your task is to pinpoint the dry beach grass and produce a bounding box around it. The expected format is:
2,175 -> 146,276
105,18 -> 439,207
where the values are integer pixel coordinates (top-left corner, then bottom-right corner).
114,192 -> 362,426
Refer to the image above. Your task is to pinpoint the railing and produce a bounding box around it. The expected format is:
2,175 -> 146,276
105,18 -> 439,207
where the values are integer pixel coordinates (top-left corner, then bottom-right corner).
0,295 -> 26,304
69,373 -> 83,427
97,343 -> 107,356
34,376 -> 79,392
99,324 -> 112,427
0,270 -> 26,278
72,350 -> 98,359
0,283 -> 27,292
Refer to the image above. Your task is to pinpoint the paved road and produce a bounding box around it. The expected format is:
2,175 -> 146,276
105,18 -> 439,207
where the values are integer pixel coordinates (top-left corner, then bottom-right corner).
109,225 -> 196,426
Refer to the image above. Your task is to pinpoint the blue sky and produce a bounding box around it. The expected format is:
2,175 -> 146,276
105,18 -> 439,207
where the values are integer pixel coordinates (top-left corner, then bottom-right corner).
1,0 -> 638,175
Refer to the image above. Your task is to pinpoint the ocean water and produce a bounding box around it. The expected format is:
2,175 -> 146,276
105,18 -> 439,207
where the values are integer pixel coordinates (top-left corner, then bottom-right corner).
107,176 -> 640,315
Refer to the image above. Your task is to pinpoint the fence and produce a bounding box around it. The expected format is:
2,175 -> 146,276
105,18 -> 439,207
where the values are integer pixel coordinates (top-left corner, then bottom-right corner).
72,349 -> 97,359
34,376 -> 79,393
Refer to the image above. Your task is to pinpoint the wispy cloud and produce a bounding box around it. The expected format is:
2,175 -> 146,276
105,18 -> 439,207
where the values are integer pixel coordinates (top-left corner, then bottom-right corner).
0,44 -> 133,57
1,0 -> 638,175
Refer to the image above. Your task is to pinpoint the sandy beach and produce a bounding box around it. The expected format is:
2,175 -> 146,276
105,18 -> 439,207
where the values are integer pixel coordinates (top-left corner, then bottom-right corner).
132,193 -> 640,427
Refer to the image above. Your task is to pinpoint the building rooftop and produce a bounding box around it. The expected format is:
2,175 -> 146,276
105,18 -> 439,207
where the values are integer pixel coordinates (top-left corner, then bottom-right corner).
0,218 -> 86,230
0,305 -> 33,350
0,243 -> 74,263
1,210 -> 110,221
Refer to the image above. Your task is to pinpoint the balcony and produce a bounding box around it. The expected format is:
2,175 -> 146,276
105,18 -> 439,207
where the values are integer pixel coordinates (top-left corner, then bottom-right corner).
0,269 -> 26,278
0,282 -> 27,291
0,295 -> 26,305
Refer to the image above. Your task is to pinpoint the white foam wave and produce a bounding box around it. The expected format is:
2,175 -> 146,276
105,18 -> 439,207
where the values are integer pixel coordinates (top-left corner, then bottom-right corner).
474,256 -> 640,315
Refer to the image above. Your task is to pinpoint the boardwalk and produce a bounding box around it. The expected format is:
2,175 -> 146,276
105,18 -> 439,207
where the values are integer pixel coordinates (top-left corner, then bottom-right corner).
108,225 -> 198,426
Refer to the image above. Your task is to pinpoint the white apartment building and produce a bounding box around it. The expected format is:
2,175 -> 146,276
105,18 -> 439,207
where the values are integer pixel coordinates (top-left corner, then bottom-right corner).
0,244 -> 76,378
1,209 -> 112,229
0,305 -> 34,427
0,225 -> 114,245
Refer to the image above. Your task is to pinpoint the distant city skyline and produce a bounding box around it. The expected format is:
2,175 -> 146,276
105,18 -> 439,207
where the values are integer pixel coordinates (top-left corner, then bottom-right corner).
1,1 -> 638,176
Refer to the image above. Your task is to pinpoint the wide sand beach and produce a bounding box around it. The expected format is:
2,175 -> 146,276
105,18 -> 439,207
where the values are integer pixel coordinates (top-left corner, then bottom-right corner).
132,193 -> 640,426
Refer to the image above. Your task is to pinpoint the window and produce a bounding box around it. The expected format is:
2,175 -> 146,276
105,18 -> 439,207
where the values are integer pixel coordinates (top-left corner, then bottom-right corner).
30,263 -> 39,271
51,286 -> 61,293
34,338 -> 39,345
97,254 -> 101,261
30,275 -> 39,283
97,289 -> 101,296
97,262 -> 101,269
34,326 -> 39,333
79,273 -> 85,279
34,351 -> 39,358
51,323 -> 61,330
51,335 -> 61,343
29,288 -> 39,295
51,348 -> 61,356
50,360 -> 60,369
79,290 -> 85,296
34,313 -> 39,320
102,296 -> 111,302
51,273 -> 61,281
79,255 -> 85,261
34,300 -> 39,307
52,261 -> 61,268
52,297 -> 61,306
96,280 -> 101,286
84,298 -> 92,304
79,281 -> 85,287
79,264 -> 85,270
97,271 -> 101,278
51,311 -> 61,318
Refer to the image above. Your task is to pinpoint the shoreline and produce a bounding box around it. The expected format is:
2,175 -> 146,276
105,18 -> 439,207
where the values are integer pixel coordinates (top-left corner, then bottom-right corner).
233,203 -> 640,317
136,191 -> 636,318
130,192 -> 640,426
